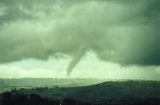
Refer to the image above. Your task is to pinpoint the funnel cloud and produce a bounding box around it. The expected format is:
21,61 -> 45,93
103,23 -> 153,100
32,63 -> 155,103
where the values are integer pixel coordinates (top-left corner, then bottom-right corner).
67,46 -> 86,76
0,0 -> 160,75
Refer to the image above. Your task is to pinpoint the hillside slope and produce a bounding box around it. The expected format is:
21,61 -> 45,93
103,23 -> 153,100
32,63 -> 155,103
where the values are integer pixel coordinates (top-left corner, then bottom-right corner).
10,81 -> 160,100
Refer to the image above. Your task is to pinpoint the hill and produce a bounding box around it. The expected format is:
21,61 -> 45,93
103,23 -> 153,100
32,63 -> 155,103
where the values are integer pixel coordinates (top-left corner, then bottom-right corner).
1,80 -> 160,105
0,78 -> 106,93
8,80 -> 160,100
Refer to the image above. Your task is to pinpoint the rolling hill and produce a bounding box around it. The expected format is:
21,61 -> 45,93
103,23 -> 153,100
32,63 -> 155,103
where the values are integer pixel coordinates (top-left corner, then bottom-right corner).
1,80 -> 160,105
8,80 -> 160,100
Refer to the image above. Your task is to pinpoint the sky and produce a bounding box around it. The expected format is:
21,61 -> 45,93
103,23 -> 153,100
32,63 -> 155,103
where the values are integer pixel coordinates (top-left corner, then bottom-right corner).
0,0 -> 160,80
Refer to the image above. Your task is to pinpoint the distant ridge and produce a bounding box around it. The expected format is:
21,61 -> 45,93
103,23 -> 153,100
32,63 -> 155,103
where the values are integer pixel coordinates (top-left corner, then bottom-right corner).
0,78 -> 106,93
4,80 -> 160,101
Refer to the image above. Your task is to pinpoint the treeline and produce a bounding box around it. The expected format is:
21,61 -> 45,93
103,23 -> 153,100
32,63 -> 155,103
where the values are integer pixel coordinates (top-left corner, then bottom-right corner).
0,92 -> 160,105
0,92 -> 90,105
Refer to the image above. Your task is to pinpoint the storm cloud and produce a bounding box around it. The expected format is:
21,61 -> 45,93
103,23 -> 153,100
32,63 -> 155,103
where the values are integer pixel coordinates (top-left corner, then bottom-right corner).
0,0 -> 160,75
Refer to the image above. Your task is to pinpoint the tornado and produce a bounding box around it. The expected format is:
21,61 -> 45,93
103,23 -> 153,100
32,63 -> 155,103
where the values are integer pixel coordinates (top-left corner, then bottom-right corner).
67,46 -> 86,76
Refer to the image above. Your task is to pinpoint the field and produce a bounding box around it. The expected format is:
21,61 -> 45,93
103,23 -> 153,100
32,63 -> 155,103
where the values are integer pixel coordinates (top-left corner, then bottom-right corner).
0,79 -> 160,105
0,78 -> 106,93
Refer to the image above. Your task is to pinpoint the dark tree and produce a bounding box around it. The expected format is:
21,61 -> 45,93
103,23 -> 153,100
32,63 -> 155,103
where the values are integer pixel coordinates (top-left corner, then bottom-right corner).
1,92 -> 12,105
61,98 -> 76,105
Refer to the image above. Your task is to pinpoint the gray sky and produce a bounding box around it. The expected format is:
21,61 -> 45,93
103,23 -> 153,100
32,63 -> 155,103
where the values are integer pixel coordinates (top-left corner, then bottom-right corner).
0,0 -> 160,80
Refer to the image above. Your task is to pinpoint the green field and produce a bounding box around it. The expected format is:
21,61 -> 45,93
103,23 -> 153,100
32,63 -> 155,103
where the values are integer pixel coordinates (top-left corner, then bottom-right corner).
0,78 -> 106,93
1,80 -> 159,101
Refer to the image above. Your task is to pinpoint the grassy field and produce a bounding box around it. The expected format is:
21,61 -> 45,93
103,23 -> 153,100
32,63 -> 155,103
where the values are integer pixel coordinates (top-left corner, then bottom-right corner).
0,78 -> 106,93
1,80 -> 160,105
4,80 -> 160,101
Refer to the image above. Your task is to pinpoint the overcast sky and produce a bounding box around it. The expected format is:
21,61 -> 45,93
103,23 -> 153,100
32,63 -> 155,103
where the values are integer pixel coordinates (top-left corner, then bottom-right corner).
0,0 -> 160,80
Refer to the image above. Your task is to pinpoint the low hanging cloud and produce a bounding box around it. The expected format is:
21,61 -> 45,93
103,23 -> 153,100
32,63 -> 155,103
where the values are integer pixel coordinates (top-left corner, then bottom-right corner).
0,0 -> 160,75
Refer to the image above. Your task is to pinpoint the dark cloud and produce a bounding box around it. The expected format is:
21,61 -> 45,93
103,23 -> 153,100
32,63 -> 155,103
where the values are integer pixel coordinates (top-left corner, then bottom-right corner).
0,0 -> 160,74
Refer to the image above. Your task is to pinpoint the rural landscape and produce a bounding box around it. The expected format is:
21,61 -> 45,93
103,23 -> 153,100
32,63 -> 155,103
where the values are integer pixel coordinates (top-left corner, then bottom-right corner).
0,78 -> 160,105
0,0 -> 160,105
